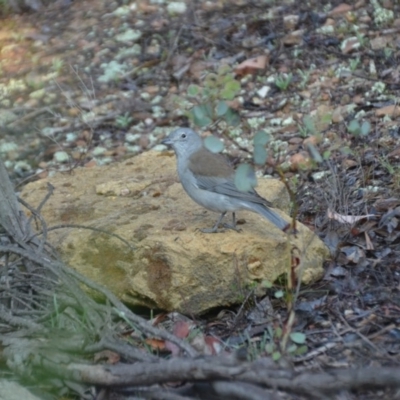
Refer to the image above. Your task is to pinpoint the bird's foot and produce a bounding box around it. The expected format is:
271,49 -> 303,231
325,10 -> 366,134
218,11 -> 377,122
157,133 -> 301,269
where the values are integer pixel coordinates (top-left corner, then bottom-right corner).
198,212 -> 241,233
199,227 -> 219,233
222,223 -> 242,232
198,223 -> 241,233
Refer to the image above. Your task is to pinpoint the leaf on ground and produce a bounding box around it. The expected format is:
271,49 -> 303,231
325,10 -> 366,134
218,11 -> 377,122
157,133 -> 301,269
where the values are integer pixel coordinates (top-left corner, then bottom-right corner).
327,209 -> 376,224
234,55 -> 268,76
164,340 -> 180,356
173,320 -> 191,338
145,338 -> 166,351
290,332 -> 306,344
341,246 -> 365,264
204,336 -> 222,355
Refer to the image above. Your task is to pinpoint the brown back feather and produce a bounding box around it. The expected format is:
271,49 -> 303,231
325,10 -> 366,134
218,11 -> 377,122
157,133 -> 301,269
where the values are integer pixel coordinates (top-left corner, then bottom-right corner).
188,148 -> 233,177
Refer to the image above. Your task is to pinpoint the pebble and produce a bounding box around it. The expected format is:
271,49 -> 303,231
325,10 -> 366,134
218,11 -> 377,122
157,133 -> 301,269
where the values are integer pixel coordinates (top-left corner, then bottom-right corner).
54,151 -> 70,163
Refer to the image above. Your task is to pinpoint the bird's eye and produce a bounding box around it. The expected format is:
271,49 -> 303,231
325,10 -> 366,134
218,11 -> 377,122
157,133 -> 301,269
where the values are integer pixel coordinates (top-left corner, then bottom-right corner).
181,133 -> 186,139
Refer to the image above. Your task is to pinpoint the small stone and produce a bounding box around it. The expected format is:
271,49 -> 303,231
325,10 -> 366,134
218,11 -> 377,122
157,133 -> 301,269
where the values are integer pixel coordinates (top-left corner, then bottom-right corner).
256,86 -> 270,98
115,29 -> 142,42
14,160 -> 32,174
54,151 -> 70,163
288,137 -> 303,145
65,133 -> 78,142
341,36 -> 361,54
167,2 -> 187,15
92,146 -> 107,156
125,133 -> 140,143
29,88 -> 46,100
0,142 -> 18,153
283,15 -> 299,30
126,145 -> 141,153
312,171 -> 330,180
0,110 -> 17,125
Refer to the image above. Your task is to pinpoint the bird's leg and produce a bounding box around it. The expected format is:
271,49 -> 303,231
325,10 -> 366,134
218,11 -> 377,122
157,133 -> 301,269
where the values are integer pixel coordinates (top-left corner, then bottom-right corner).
200,212 -> 227,233
201,212 -> 242,233
222,212 -> 241,232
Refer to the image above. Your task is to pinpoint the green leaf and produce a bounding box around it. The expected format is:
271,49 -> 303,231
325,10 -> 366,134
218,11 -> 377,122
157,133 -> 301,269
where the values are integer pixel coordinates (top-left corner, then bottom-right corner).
274,289 -> 284,298
204,135 -> 224,153
286,344 -> 297,353
274,327 -> 282,338
218,64 -> 231,76
265,342 -> 274,354
340,146 -> 353,155
234,163 -> 257,192
253,146 -> 267,165
262,280 -> 273,288
361,120 -> 371,136
192,105 -> 205,119
272,351 -> 281,361
203,87 -> 212,98
216,100 -> 229,116
290,332 -> 306,344
347,119 -> 360,135
306,142 -> 323,163
187,84 -> 200,97
223,108 -> 241,126
191,104 -> 212,127
321,113 -> 332,125
226,80 -> 241,92
303,115 -> 316,134
205,73 -> 218,87
323,150 -> 331,160
220,89 -> 234,100
221,80 -> 241,100
295,345 -> 308,355
254,130 -> 271,146
221,73 -> 235,83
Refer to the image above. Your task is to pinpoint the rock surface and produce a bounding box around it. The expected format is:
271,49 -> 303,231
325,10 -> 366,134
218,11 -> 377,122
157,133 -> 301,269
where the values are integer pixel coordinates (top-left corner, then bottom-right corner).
0,380 -> 42,400
21,151 -> 329,314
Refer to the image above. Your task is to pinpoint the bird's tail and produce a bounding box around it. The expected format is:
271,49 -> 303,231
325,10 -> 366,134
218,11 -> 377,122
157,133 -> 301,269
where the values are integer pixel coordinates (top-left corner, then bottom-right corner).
251,203 -> 290,231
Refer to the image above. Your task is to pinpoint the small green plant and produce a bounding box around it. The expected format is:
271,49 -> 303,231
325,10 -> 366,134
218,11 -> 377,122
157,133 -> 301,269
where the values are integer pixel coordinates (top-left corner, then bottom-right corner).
98,61 -> 127,83
25,77 -> 44,91
371,0 -> 394,27
384,47 -> 393,59
349,57 -> 360,71
298,115 -> 318,138
186,65 -> 241,127
246,323 -> 307,362
275,73 -> 292,91
347,119 -> 371,136
354,30 -> 368,48
379,155 -> 400,190
51,57 -> 64,74
231,130 -> 272,192
115,112 -> 133,128
297,69 -> 311,89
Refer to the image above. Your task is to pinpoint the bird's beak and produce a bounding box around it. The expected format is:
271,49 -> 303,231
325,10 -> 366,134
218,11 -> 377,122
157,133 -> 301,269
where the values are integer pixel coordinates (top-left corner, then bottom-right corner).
161,137 -> 172,146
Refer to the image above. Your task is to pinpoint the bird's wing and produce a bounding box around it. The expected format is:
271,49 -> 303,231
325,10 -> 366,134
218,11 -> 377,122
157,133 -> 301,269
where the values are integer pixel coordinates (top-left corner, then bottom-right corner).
195,175 -> 273,207
188,148 -> 273,207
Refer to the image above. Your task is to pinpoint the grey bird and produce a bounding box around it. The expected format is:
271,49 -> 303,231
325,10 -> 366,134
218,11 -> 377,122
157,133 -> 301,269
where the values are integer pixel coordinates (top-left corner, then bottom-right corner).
162,128 -> 290,233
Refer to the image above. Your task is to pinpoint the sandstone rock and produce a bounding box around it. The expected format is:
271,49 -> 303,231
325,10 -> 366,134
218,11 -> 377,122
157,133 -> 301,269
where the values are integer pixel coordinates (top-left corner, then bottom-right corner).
0,380 -> 42,400
21,151 -> 329,314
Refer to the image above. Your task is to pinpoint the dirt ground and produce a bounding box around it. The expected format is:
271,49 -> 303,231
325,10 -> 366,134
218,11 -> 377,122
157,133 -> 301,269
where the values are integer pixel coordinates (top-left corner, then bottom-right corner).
0,0 -> 400,399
